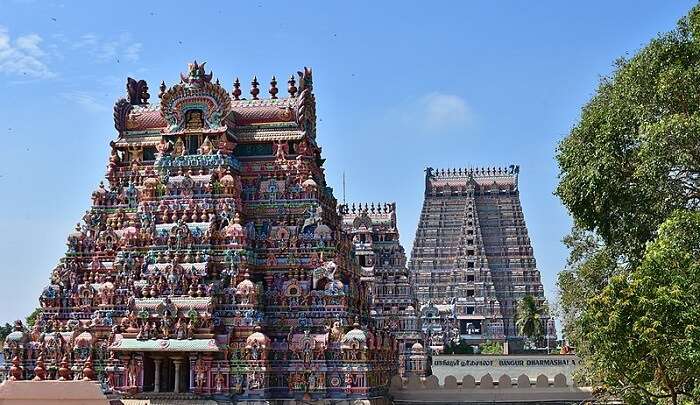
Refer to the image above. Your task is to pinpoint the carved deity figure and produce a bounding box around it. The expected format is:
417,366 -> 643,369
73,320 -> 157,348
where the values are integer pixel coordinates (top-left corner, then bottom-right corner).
329,321 -> 343,342
199,136 -> 214,154
215,372 -> 225,393
175,318 -> 187,340
156,138 -> 170,157
275,140 -> 286,161
187,319 -> 196,339
161,317 -> 172,339
126,358 -> 140,387
302,330 -> 313,365
345,373 -> 353,388
308,372 -> 316,390
173,137 -> 185,157
194,357 -> 207,390
248,372 -> 262,390
250,341 -> 260,361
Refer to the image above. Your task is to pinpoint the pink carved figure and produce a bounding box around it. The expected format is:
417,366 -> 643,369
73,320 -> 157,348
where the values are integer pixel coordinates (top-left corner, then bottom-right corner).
33,353 -> 47,381
82,355 -> 96,380
156,138 -> 170,156
126,358 -> 140,387
9,356 -> 23,381
215,372 -> 225,393
194,357 -> 207,391
274,141 -> 287,161
58,355 -> 71,381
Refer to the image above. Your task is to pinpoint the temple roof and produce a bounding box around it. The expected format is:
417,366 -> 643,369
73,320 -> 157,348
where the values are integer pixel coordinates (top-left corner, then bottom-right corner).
426,166 -> 520,189
340,202 -> 397,230
113,62 -> 315,145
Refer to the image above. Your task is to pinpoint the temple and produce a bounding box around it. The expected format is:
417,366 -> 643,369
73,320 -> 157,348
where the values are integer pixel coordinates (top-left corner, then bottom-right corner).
408,167 -> 556,352
340,203 -> 426,378
2,62 -> 397,403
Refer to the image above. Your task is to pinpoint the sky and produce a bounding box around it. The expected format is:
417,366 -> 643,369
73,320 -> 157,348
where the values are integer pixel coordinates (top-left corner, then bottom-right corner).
0,0 -> 696,326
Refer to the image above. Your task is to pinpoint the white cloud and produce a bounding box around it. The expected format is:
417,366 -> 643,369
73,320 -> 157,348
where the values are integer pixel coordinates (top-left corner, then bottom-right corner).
419,92 -> 472,129
72,32 -> 143,62
0,26 -> 55,79
60,91 -> 109,113
390,92 -> 473,132
124,43 -> 142,62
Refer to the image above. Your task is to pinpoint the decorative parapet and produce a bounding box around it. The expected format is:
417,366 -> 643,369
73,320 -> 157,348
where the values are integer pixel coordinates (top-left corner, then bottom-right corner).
424,165 -> 520,193
427,166 -> 520,179
339,202 -> 396,215
390,373 -> 593,403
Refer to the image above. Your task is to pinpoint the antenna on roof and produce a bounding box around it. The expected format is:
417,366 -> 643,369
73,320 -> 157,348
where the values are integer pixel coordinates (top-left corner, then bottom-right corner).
342,172 -> 346,204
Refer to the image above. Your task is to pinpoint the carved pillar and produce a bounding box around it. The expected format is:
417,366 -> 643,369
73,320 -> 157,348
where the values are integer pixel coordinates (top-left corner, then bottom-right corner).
173,360 -> 182,393
153,359 -> 161,393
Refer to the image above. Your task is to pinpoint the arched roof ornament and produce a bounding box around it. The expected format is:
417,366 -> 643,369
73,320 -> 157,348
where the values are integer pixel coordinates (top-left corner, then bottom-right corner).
160,61 -> 232,135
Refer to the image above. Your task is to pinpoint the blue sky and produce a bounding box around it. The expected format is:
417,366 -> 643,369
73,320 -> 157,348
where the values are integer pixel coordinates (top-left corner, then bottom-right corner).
0,0 -> 695,325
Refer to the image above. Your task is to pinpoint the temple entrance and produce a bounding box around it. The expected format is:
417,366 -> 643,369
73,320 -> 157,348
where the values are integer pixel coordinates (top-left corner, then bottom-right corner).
145,355 -> 190,393
164,357 -> 190,393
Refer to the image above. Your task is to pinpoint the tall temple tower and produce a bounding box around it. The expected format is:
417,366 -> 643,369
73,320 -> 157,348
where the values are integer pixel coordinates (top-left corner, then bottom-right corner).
2,62 -> 397,403
408,167 -> 556,352
340,203 -> 423,377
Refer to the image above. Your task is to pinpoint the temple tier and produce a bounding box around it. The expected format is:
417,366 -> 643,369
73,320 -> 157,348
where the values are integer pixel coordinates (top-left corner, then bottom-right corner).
340,203 -> 427,378
2,62 -> 398,403
409,167 -> 557,352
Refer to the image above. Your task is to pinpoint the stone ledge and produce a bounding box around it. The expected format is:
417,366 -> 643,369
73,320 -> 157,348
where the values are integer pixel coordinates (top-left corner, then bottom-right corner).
0,380 -> 111,405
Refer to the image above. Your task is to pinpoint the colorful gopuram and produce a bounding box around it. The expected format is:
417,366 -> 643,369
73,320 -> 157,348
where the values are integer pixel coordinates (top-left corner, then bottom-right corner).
339,203 -> 424,378
408,167 -> 556,352
2,62 -> 397,403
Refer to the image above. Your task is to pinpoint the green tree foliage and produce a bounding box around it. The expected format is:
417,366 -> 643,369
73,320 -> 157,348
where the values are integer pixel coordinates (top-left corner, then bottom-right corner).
515,295 -> 546,344
556,5 -> 700,262
557,228 -> 619,346
443,340 -> 474,355
478,340 -> 503,355
0,308 -> 42,346
555,5 -> 700,403
25,308 -> 41,328
578,212 -> 700,403
0,322 -> 12,343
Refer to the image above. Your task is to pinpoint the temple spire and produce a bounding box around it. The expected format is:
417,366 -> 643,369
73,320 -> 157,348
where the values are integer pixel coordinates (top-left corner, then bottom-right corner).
288,74 -> 297,97
251,75 -> 260,100
269,76 -> 278,99
158,81 -> 166,99
232,77 -> 241,100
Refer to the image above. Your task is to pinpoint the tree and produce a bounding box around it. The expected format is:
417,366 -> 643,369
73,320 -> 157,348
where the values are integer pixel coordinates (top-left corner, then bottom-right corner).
555,4 -> 700,403
479,340 -> 503,355
0,322 -> 12,343
557,228 -> 619,349
0,308 -> 42,346
515,295 -> 546,347
25,308 -> 41,328
577,212 -> 700,404
555,5 -> 700,263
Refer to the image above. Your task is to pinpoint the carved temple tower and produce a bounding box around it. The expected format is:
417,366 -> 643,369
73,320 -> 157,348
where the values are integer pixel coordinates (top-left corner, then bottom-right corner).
340,203 -> 422,377
2,62 -> 397,403
408,167 -> 556,352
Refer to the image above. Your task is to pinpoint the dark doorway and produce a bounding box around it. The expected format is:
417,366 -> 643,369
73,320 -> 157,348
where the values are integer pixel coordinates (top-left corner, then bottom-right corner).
162,359 -> 174,392
160,358 -> 191,393
142,355 -> 155,392
180,360 -> 190,393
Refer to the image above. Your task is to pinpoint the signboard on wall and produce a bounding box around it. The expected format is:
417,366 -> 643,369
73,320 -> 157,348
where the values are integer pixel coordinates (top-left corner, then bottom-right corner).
431,355 -> 579,381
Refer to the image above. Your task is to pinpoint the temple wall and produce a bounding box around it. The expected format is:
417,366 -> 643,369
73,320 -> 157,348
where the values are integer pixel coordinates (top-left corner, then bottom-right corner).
389,372 -> 593,404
